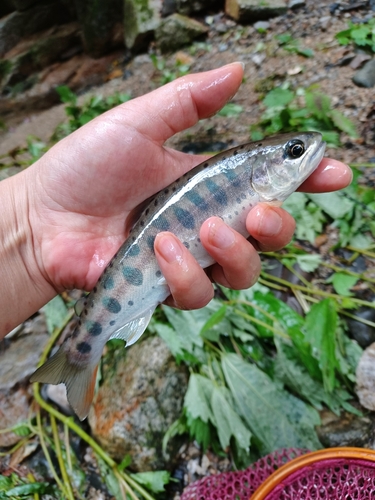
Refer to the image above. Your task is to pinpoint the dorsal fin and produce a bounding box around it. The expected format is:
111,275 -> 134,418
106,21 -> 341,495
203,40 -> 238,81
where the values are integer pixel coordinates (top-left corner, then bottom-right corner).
125,195 -> 155,237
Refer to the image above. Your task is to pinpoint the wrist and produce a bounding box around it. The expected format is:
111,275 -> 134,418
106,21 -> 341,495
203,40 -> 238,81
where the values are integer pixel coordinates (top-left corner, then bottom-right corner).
0,168 -> 55,338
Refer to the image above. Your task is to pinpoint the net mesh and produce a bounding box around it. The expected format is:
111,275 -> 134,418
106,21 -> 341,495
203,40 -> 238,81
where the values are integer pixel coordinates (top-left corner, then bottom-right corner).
266,458 -> 375,500
180,448 -> 307,500
181,449 -> 375,500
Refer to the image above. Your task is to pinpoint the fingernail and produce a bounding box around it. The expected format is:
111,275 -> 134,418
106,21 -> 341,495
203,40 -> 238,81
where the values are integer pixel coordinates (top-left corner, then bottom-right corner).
156,234 -> 187,270
208,219 -> 235,249
256,207 -> 283,236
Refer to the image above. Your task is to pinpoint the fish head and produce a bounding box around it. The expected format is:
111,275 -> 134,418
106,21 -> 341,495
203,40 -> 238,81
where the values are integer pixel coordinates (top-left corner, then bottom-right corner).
250,132 -> 326,202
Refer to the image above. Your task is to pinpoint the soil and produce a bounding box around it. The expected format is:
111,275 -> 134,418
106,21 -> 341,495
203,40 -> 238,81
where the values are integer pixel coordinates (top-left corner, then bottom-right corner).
0,0 -> 374,165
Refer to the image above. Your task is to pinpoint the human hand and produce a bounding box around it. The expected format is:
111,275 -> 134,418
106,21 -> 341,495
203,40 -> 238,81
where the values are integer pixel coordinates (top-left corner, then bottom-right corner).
1,63 -> 351,336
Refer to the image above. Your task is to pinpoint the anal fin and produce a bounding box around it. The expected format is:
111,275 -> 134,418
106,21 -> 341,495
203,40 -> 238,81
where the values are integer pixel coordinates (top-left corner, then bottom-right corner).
109,308 -> 155,346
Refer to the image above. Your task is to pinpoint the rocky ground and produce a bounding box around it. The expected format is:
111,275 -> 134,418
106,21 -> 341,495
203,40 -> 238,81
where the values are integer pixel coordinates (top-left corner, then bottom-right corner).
1,0 -> 375,498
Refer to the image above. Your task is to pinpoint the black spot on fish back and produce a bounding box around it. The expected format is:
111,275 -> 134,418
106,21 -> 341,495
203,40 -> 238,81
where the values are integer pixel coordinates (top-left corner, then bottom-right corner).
174,207 -> 195,229
77,341 -> 91,354
123,266 -> 143,286
87,321 -> 103,336
102,297 -> 121,314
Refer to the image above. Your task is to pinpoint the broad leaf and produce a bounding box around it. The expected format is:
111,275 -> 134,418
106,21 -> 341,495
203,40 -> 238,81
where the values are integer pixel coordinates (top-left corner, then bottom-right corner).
131,471 -> 171,493
326,272 -> 358,297
210,385 -> 251,451
307,192 -> 354,219
42,295 -> 68,334
184,374 -> 214,424
304,299 -> 338,392
222,353 -> 321,454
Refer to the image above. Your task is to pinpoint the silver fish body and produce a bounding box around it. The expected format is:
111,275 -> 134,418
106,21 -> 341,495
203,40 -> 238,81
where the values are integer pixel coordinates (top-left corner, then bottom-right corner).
31,131 -> 326,419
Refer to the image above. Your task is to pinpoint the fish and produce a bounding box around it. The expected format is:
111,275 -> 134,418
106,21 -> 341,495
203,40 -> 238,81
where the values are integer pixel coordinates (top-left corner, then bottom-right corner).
31,131 -> 326,420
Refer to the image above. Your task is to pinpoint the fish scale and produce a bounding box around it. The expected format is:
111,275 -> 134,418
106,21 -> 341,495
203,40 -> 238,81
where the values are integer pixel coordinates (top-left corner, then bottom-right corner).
31,131 -> 326,419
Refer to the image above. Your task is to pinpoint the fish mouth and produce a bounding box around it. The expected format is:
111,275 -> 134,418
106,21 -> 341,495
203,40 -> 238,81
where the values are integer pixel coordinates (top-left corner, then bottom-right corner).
310,138 -> 326,171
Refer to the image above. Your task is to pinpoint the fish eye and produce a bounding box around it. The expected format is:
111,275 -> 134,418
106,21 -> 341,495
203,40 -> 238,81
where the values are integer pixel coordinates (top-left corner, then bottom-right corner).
286,140 -> 305,159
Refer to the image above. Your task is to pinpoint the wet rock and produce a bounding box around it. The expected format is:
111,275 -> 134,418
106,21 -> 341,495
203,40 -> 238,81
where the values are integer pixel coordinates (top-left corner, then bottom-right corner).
317,408 -> 374,449
162,0 -> 224,16
0,0 -> 14,18
74,0 -> 123,57
347,308 -> 375,348
356,343 -> 375,410
0,1 -> 71,57
0,319 -> 49,446
288,0 -> 305,8
155,13 -> 208,53
225,0 -> 287,23
12,0 -> 40,11
1,23 -> 81,90
89,336 -> 188,471
123,0 -> 162,51
353,58 -> 375,88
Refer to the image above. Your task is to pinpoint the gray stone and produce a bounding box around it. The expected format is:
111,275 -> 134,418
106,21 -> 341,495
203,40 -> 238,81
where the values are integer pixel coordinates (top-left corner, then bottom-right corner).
155,13 -> 208,53
74,0 -> 123,57
0,1 -> 71,57
123,0 -> 162,50
353,58 -> 375,88
356,343 -> 375,410
225,0 -> 287,22
288,0 -> 305,8
1,23 -> 81,89
317,408 -> 374,449
0,0 -> 14,18
88,336 -> 188,471
161,0 -> 222,16
253,20 -> 270,30
12,0 -> 40,11
0,320 -> 50,447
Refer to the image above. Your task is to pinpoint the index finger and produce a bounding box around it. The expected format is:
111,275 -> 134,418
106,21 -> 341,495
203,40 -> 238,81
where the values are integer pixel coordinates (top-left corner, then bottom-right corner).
298,158 -> 352,193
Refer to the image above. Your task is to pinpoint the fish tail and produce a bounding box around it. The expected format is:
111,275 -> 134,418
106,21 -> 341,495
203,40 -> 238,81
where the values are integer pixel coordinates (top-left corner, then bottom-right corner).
30,348 -> 99,420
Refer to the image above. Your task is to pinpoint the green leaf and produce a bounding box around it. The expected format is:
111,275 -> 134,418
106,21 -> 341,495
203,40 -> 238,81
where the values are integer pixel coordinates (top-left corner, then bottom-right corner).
330,110 -> 358,138
0,475 -> 12,490
210,385 -> 251,451
295,254 -> 322,273
307,192 -> 354,219
326,272 -> 359,297
117,454 -> 132,472
42,295 -> 68,334
131,471 -> 171,493
200,305 -> 227,334
154,322 -> 185,357
263,88 -> 294,108
222,353 -> 321,454
5,483 -> 49,496
56,85 -> 77,104
11,423 -> 31,437
304,299 -> 338,392
184,374 -> 214,424
218,103 -> 243,117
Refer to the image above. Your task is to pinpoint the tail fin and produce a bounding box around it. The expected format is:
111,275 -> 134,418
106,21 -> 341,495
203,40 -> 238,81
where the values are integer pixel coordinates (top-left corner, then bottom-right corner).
30,348 -> 98,421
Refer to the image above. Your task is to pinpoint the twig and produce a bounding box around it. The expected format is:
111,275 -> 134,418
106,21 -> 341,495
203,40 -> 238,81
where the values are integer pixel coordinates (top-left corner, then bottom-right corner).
51,415 -> 74,500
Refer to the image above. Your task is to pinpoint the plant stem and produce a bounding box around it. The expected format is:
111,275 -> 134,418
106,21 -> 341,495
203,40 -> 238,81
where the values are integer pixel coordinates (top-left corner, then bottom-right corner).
260,272 -> 375,309
51,415 -> 74,500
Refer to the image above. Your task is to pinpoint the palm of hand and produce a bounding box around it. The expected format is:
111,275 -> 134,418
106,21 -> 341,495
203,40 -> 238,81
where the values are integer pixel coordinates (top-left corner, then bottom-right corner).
30,105 -> 203,292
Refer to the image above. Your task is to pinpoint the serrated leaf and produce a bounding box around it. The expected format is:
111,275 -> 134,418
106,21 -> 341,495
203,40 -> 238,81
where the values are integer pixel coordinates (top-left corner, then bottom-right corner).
304,299 -> 338,392
154,322 -> 184,357
11,423 -> 31,437
218,103 -> 243,117
326,272 -> 358,297
330,110 -> 358,138
131,471 -> 171,493
210,386 -> 251,451
222,353 -> 321,454
263,88 -> 294,108
295,254 -> 322,273
5,482 -> 49,496
307,192 -> 354,219
42,295 -> 68,334
184,374 -> 214,423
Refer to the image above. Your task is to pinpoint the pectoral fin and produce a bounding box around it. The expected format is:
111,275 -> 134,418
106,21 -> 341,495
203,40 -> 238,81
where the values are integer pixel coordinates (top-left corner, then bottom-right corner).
109,307 -> 155,346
